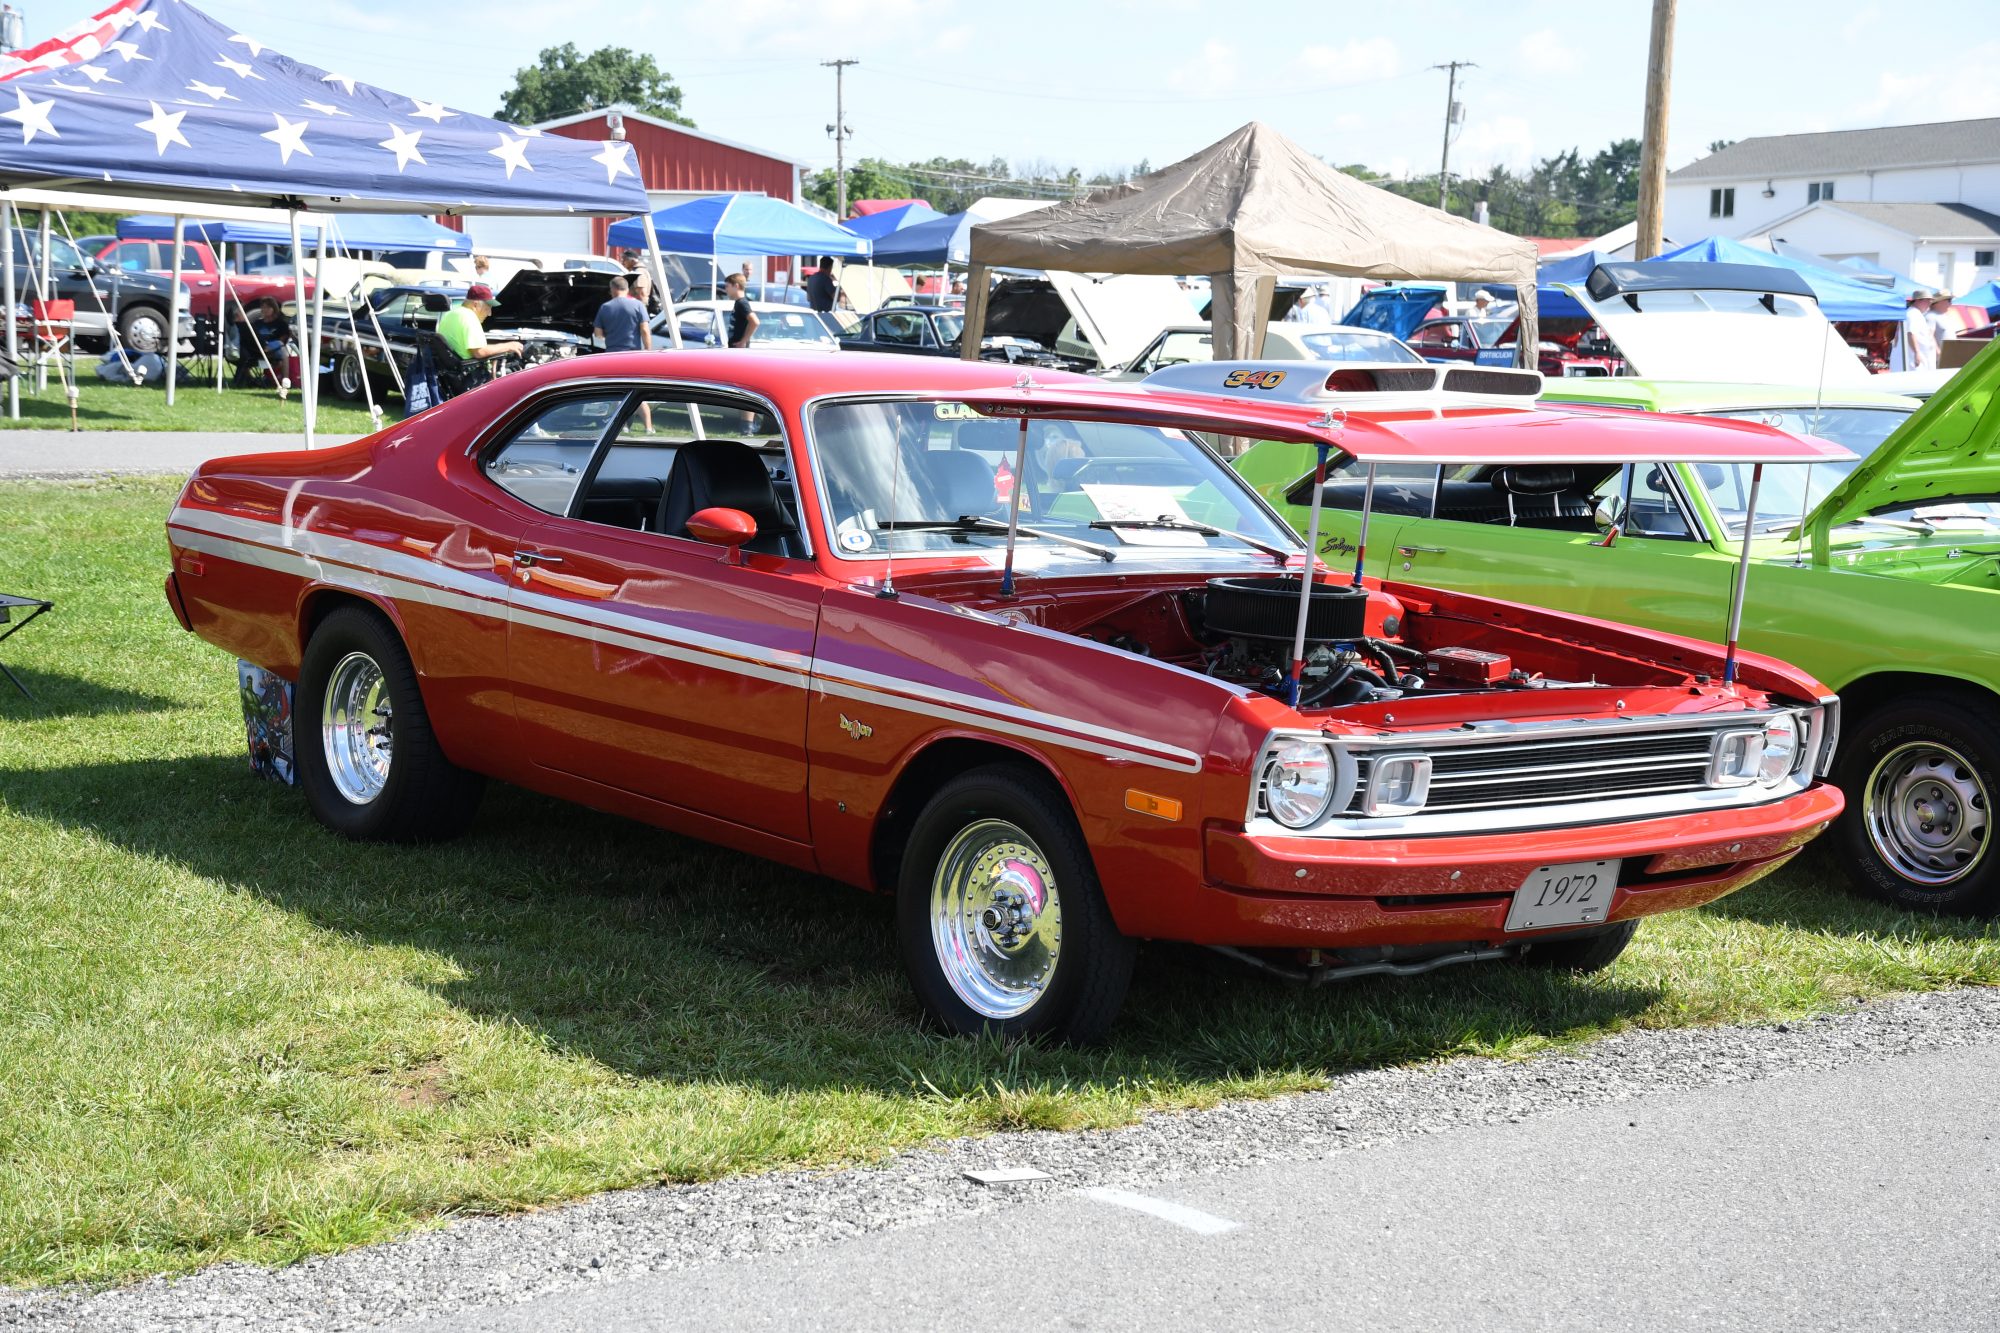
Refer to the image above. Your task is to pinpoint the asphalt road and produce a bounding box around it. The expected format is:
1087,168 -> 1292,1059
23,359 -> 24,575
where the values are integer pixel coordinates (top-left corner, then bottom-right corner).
0,430 -> 355,479
431,1037 -> 2000,1333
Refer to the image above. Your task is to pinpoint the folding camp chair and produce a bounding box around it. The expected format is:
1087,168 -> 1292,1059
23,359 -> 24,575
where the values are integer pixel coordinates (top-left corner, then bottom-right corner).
0,593 -> 53,701
29,298 -> 75,386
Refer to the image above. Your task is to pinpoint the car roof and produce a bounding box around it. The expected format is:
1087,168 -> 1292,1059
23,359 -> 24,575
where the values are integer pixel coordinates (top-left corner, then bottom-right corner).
1543,378 -> 1921,412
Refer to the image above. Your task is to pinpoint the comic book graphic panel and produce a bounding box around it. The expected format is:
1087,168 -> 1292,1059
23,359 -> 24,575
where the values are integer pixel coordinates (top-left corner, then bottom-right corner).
238,660 -> 295,785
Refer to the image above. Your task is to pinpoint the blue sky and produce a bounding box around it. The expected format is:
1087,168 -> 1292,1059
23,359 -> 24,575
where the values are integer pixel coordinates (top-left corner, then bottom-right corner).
23,0 -> 2000,188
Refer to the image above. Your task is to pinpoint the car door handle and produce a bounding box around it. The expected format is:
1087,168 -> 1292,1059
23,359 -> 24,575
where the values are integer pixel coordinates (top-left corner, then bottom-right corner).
512,550 -> 563,568
1397,544 -> 1446,555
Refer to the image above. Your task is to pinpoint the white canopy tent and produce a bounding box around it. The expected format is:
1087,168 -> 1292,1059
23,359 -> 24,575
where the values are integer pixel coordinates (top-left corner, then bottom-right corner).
960,123 -> 1542,439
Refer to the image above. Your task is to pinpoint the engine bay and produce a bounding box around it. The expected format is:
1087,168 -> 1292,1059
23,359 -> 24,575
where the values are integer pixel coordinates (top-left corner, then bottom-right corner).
953,572 -> 1717,713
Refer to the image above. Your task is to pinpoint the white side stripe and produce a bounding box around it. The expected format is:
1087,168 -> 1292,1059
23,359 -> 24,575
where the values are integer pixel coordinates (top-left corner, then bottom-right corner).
169,506 -> 1204,773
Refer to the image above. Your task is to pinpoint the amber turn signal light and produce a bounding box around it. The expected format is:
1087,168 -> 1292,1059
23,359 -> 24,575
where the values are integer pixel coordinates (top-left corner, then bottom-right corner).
1125,789 -> 1183,822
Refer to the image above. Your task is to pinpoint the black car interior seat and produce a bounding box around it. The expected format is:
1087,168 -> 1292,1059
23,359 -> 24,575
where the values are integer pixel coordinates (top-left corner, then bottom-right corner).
655,440 -> 803,557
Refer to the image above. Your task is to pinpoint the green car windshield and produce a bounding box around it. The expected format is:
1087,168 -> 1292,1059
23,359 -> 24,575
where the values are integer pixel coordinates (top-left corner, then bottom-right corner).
1689,407 -> 2000,535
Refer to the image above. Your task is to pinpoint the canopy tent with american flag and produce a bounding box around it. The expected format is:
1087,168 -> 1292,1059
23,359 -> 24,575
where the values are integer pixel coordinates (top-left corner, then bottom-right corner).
0,0 -> 667,432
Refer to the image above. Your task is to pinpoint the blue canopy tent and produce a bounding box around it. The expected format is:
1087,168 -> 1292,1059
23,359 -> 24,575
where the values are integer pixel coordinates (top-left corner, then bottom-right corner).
0,0 -> 652,430
115,212 -> 472,253
1955,279 -> 2000,314
606,194 -> 869,258
1656,237 -> 1905,321
841,202 -> 944,242
871,211 -> 977,266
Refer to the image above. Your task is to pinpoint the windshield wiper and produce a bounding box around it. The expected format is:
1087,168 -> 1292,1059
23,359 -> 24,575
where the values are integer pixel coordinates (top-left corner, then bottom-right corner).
882,515 -> 1118,562
1087,516 -> 1293,563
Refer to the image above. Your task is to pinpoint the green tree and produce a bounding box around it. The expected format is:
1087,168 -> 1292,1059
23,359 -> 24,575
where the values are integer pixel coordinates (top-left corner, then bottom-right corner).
495,44 -> 692,127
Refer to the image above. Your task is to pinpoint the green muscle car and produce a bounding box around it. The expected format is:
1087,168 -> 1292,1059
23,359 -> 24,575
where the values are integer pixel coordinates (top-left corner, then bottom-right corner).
1237,344 -> 2000,915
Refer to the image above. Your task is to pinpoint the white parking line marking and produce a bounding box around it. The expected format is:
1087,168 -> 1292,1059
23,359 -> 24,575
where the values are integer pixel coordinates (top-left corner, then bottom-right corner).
1081,1187 -> 1241,1235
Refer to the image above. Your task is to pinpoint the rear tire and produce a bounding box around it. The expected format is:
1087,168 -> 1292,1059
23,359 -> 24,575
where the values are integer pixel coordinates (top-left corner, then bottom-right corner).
296,605 -> 483,842
896,764 -> 1134,1043
117,303 -> 168,356
1519,919 -> 1638,973
1835,695 -> 2000,915
332,351 -> 366,401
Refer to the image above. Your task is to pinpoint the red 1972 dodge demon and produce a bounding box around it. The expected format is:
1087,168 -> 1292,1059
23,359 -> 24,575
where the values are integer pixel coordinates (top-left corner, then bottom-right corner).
165,351 -> 1846,1040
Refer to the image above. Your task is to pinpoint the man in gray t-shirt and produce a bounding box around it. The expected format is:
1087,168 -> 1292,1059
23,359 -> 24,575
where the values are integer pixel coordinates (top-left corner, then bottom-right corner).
592,277 -> 652,353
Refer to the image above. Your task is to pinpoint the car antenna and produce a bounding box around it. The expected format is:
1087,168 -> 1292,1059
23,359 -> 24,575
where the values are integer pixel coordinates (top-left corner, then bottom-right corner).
1723,462 -> 1765,685
1286,407 -> 1349,706
999,381 -> 1037,597
1794,313 -> 1835,566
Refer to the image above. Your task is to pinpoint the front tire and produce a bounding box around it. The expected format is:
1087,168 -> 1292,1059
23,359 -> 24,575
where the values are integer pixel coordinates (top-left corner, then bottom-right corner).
1836,695 -> 1999,914
297,605 -> 483,842
1518,919 -> 1638,972
897,765 -> 1135,1043
332,351 -> 367,401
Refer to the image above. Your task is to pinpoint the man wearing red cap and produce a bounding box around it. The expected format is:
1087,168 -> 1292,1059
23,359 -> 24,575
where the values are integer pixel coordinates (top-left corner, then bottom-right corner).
437,284 -> 524,364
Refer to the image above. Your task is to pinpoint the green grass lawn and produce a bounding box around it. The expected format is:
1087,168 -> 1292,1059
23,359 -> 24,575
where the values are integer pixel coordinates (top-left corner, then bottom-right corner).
4,476 -> 1999,1288
0,375 -> 385,433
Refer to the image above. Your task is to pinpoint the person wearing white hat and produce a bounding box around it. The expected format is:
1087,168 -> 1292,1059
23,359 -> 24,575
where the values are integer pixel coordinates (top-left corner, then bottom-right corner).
1897,288 -> 1938,371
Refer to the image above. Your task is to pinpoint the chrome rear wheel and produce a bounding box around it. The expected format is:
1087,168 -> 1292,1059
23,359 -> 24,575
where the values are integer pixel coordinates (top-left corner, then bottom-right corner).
321,650 -> 393,805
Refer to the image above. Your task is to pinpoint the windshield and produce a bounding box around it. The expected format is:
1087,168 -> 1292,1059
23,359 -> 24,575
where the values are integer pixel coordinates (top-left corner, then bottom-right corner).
1688,406 -> 2000,534
753,309 -> 837,344
1468,318 -> 1513,345
809,400 -> 1298,559
1295,329 -> 1424,364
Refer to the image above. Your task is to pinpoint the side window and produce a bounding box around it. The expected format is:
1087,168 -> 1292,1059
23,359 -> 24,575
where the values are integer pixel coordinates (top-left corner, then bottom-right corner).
1292,460 -> 1440,516
1409,322 -> 1452,348
570,392 -> 804,549
483,393 -> 627,516
1593,463 -> 1698,540
114,242 -> 153,273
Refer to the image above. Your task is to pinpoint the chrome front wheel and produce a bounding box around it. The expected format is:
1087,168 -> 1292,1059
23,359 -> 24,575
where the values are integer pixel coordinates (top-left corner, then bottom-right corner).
930,818 -> 1064,1020
1864,742 -> 1990,886
321,650 -> 393,805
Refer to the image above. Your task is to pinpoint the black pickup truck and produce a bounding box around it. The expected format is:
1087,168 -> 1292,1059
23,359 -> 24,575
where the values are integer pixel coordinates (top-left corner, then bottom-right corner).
7,227 -> 194,354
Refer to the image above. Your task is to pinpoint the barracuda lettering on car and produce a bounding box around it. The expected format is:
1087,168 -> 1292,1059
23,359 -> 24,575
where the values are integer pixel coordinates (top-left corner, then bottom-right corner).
167,350 -> 1849,1042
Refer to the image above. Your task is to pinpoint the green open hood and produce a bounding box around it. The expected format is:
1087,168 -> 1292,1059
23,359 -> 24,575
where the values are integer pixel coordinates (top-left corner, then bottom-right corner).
1812,342 -> 2000,532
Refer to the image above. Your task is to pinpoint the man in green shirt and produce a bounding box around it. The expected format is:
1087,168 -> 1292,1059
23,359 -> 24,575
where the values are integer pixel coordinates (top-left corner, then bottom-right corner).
436,284 -> 523,363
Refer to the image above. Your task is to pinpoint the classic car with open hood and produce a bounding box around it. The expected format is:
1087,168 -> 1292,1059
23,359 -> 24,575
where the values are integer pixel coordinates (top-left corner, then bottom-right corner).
1241,331 -> 2000,916
164,352 -> 1842,1040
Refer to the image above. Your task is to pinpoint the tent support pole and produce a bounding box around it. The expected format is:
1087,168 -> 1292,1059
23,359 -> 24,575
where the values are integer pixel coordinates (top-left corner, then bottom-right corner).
34,208 -> 50,393
640,213 -> 681,350
308,221 -> 330,446
288,211 -> 307,432
215,241 -> 227,394
166,215 -> 184,407
2,201 -> 15,421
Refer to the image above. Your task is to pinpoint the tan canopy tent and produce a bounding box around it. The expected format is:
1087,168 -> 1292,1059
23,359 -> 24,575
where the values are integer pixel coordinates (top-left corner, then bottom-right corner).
960,122 -> 1540,418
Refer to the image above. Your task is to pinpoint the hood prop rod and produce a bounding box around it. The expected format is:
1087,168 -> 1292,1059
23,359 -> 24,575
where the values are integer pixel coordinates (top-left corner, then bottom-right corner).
1722,462 -> 1764,684
1286,411 -> 1350,706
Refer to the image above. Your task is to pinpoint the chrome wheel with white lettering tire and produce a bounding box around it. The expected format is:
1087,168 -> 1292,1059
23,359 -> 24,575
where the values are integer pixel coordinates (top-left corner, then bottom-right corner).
297,604 -> 483,843
898,765 -> 1134,1042
1837,694 -> 2000,915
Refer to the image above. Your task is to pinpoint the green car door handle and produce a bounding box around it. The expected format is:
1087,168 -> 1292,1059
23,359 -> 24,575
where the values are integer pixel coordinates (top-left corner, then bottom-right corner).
1398,544 -> 1446,555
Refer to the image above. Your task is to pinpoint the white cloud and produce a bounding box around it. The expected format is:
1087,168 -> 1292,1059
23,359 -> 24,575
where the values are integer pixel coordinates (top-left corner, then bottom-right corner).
930,25 -> 972,54
1293,37 -> 1400,84
1859,44 -> 2000,122
1170,39 -> 1239,95
1515,28 -> 1577,75
1455,114 -> 1535,174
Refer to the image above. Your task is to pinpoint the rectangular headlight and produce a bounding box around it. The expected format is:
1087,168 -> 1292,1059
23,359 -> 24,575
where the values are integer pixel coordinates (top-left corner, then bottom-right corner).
1708,728 -> 1764,788
1362,753 -> 1432,816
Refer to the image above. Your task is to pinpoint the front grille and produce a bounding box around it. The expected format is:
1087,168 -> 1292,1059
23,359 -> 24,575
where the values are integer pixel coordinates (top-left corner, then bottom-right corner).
1345,728 -> 1721,814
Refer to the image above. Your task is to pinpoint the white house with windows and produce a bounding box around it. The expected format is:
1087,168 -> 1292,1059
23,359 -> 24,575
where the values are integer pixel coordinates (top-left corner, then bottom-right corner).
1666,117 -> 2000,290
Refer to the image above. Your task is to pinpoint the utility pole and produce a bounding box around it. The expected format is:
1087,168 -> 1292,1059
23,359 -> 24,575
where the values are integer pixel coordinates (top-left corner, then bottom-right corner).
822,58 -> 857,217
1635,0 -> 1677,258
1432,60 -> 1474,211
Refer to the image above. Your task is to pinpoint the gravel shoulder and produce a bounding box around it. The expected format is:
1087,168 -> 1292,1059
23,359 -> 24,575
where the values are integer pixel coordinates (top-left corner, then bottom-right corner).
8,985 -> 1999,1333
